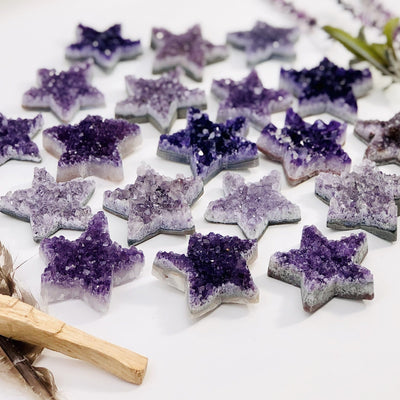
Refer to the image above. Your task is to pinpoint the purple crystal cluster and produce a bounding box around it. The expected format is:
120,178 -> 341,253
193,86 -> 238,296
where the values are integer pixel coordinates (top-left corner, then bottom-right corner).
257,108 -> 351,185
205,171 -> 300,239
268,225 -> 374,312
40,212 -> 144,313
151,24 -> 228,81
315,160 -> 400,241
43,115 -> 141,182
157,108 -> 258,182
115,68 -> 206,133
0,168 -> 95,242
279,57 -> 372,123
0,113 -> 43,165
22,62 -> 105,122
153,232 -> 259,316
355,112 -> 400,166
227,21 -> 299,65
211,70 -> 293,130
66,24 -> 142,69
103,164 -> 203,245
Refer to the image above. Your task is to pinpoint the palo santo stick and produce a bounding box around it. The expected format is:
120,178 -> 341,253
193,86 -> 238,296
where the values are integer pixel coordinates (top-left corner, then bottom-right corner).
0,294 -> 147,384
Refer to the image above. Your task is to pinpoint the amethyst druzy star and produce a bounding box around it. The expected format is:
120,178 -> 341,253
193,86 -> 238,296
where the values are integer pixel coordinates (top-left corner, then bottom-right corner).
227,21 -> 299,65
355,112 -> 400,166
40,211 -> 144,313
0,113 -> 43,165
157,108 -> 258,183
257,108 -> 351,185
103,164 -> 203,245
268,225 -> 373,313
315,160 -> 400,241
205,171 -> 301,239
279,57 -> 372,123
43,115 -> 141,182
211,69 -> 293,130
0,168 -> 95,242
22,62 -> 105,122
151,24 -> 228,82
66,24 -> 142,69
153,232 -> 259,317
115,68 -> 206,133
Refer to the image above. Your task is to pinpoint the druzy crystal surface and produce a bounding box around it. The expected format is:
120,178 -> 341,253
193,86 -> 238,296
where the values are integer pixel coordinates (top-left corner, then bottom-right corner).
257,108 -> 351,185
211,69 -> 293,130
66,24 -> 142,69
227,21 -> 299,65
315,160 -> 400,241
103,164 -> 203,245
0,168 -> 95,242
43,115 -> 141,182
153,232 -> 259,317
205,171 -> 300,239
115,68 -> 206,133
268,225 -> 373,312
279,57 -> 372,123
22,62 -> 105,122
151,24 -> 228,81
40,211 -> 144,313
157,108 -> 258,183
355,112 -> 400,165
0,113 -> 43,165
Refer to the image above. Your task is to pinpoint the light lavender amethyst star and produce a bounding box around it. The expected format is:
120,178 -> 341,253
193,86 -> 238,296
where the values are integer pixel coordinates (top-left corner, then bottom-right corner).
205,171 -> 300,239
0,167 -> 95,242
22,62 -> 105,122
0,113 -> 43,165
257,108 -> 351,185
315,160 -> 400,241
354,112 -> 400,165
153,232 -> 259,317
211,69 -> 293,130
40,211 -> 144,313
66,24 -> 142,69
279,57 -> 372,123
103,164 -> 203,245
115,68 -> 206,133
151,24 -> 228,81
43,115 -> 141,182
227,20 -> 299,65
157,107 -> 258,183
268,225 -> 373,312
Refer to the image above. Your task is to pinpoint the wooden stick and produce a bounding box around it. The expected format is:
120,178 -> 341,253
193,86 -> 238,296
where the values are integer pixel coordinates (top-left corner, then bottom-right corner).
0,294 -> 147,384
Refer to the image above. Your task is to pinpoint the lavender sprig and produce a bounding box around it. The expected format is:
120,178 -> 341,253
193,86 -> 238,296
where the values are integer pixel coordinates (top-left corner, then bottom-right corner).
268,0 -> 317,28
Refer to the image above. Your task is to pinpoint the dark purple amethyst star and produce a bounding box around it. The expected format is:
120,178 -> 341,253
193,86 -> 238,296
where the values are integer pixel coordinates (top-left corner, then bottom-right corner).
205,171 -> 300,239
211,69 -> 293,130
268,225 -> 374,312
153,232 -> 259,316
43,115 -> 141,182
115,68 -> 206,133
280,57 -> 372,123
257,108 -> 351,185
227,21 -> 299,65
103,164 -> 203,245
157,108 -> 258,183
66,23 -> 142,69
40,211 -> 144,313
315,160 -> 400,241
0,113 -> 43,165
0,168 -> 95,242
151,24 -> 228,81
354,112 -> 400,165
22,62 -> 105,122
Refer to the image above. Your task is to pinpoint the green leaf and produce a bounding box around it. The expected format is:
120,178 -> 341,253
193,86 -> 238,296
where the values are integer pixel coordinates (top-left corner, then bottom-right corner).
383,17 -> 399,51
323,25 -> 391,75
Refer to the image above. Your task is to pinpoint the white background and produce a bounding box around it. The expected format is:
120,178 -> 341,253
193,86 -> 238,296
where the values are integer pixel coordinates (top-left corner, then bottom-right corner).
1,0 -> 400,399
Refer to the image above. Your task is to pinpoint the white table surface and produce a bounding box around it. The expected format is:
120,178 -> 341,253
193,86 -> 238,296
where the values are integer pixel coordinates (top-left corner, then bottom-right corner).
1,0 -> 400,399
